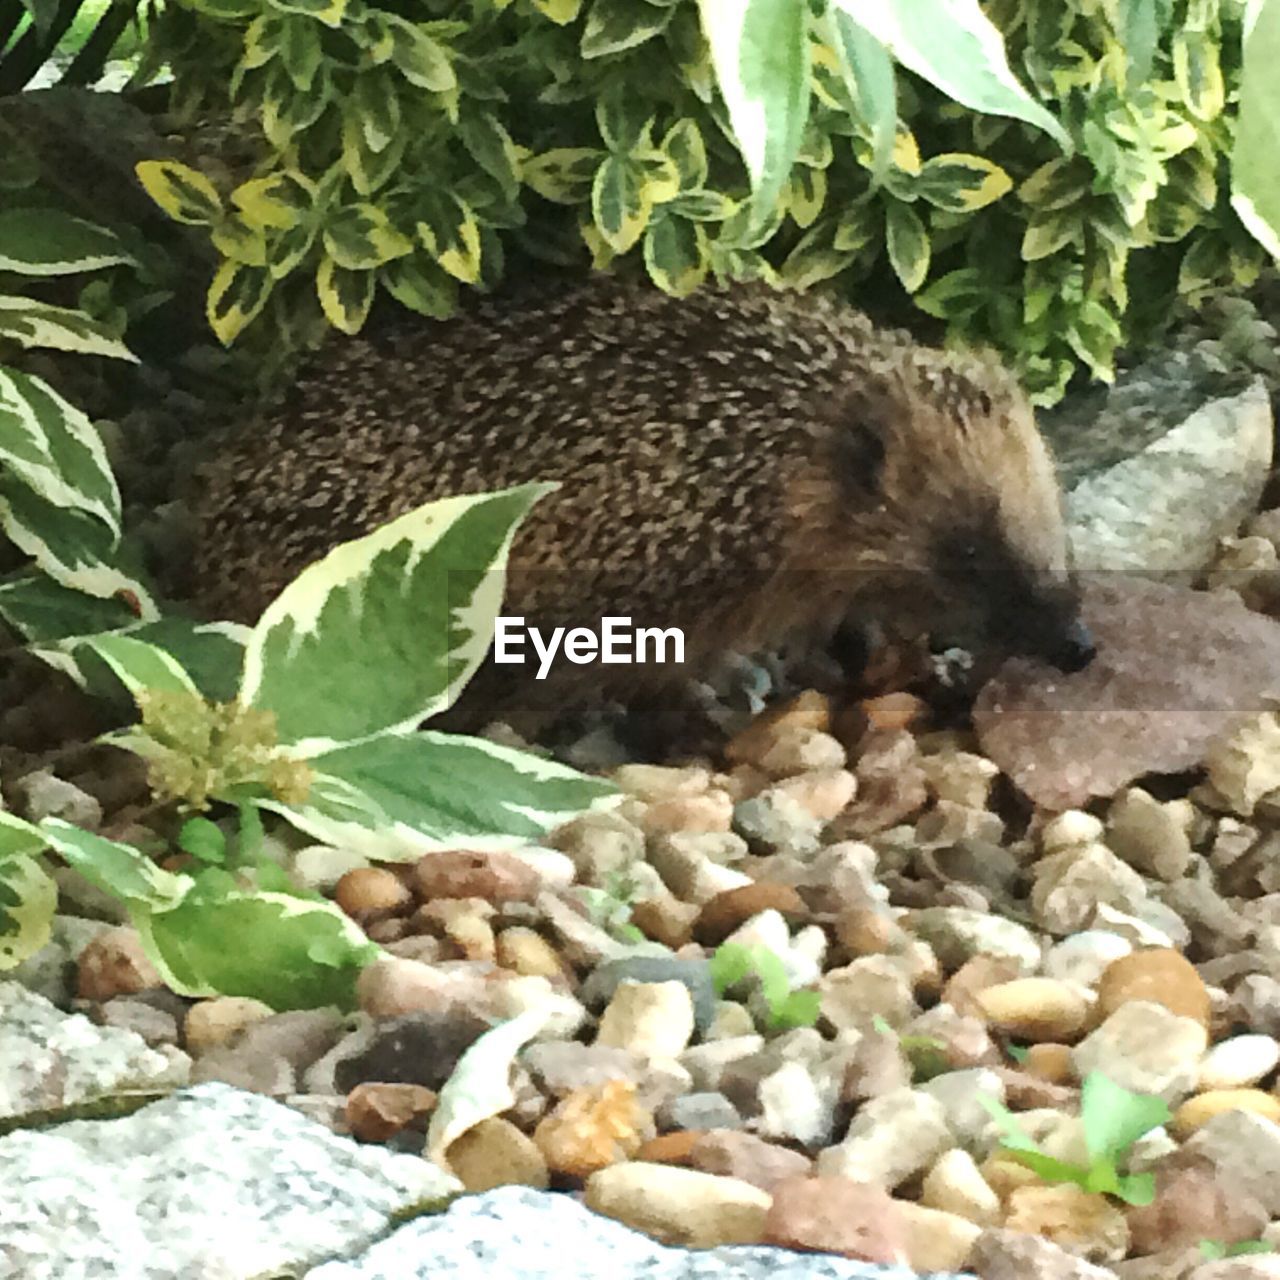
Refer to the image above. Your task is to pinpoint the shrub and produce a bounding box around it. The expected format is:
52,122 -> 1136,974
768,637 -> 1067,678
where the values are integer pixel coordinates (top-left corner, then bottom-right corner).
137,0 -> 1278,402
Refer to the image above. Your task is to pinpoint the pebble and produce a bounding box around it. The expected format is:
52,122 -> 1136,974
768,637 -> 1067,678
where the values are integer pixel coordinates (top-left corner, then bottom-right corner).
93,997 -> 179,1047
1044,931 -> 1134,986
774,768 -> 858,821
533,1079 -> 653,1177
333,867 -> 413,922
1004,1183 -> 1131,1263
344,1081 -> 437,1142
816,1086 -> 952,1188
1096,948 -> 1211,1028
755,1058 -> 838,1147
333,1009 -> 491,1092
754,727 -> 847,778
687,1129 -> 812,1192
693,883 -> 808,947
1198,1034 -> 1280,1090
584,1162 -> 771,1247
905,907 -> 1042,974
413,849 -> 541,904
646,835 -> 754,902
1183,1108 -> 1280,1216
641,790 -> 735,835
1031,842 -> 1151,934
732,788 -> 823,854
445,1116 -> 549,1191
1072,1001 -> 1209,1102
290,845 -> 368,894
968,1228 -> 1122,1279
237,1009 -> 345,1072
895,1201 -> 983,1273
724,691 -> 832,766
612,764 -> 711,803
596,980 -> 695,1060
1126,1152 -> 1269,1255
820,956 -> 918,1031
524,1041 -> 692,1111
190,1044 -> 295,1095
1172,1088 -> 1280,1137
920,1148 -> 1002,1225
415,899 -> 497,963
655,1092 -> 742,1133
494,927 -> 571,981
76,926 -> 163,1000
920,1068 -> 1005,1147
973,977 -> 1092,1042
921,750 -> 1001,809
580,957 -> 717,1033
547,811 -> 644,883
14,769 -> 102,827
762,1175 -> 906,1263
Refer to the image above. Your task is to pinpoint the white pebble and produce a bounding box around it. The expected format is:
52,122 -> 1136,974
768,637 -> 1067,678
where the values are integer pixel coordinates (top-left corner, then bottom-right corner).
1198,1034 -> 1280,1091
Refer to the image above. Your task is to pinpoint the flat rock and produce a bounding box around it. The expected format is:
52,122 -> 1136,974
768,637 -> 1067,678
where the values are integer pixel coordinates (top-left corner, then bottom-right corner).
307,1184 -> 971,1279
0,1082 -> 458,1279
975,577 -> 1280,809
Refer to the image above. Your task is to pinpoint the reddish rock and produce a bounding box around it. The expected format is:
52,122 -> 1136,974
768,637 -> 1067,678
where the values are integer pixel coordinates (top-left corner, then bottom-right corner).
763,1175 -> 907,1264
344,1082 -> 437,1142
688,1129 -> 813,1193
694,883 -> 809,946
76,926 -> 163,1000
413,850 -> 540,904
1127,1154 -> 1268,1256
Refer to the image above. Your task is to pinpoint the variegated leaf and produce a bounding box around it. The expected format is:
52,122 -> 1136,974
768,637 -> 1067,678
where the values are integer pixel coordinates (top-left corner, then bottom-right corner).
644,214 -> 709,296
380,256 -> 459,320
522,149 -> 604,204
0,572 -> 136,643
885,199 -> 930,292
39,818 -> 191,911
914,153 -> 1012,213
323,203 -> 413,270
316,258 -> 375,334
240,483 -> 552,752
0,207 -> 134,276
135,161 -> 224,227
385,15 -> 456,91
581,0 -> 673,58
0,297 -> 136,362
207,260 -> 274,344
415,194 -> 482,284
592,155 -> 653,253
0,853 -> 56,970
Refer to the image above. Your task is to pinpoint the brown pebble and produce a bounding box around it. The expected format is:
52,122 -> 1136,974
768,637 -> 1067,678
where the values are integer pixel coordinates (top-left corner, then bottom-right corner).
1172,1088 -> 1280,1138
630,898 -> 698,949
1021,1043 -> 1075,1085
76,926 -> 163,1000
334,866 -> 413,921
414,849 -> 540,904
724,690 -> 832,767
1096,948 -> 1210,1029
941,955 -> 1026,1017
445,1116 -> 549,1192
763,1175 -> 908,1264
859,692 -> 929,735
689,1130 -> 813,1194
694,883 -> 808,947
344,1082 -> 437,1142
835,906 -> 909,958
636,1130 -> 706,1165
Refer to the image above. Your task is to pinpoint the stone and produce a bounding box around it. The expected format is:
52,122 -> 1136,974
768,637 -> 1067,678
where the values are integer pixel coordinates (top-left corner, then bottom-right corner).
584,1162 -> 771,1248
596,980 -> 696,1060
762,1176 -> 906,1264
612,764 -> 712,803
894,1202 -> 983,1273
1072,1001 -> 1207,1103
920,1068 -> 1006,1147
334,1009 -> 491,1093
973,978 -> 1092,1042
333,867 -> 413,922
694,884 -> 809,947
754,1059 -> 839,1147
1065,380 -> 1272,577
1172,1089 -> 1280,1138
189,1044 -> 295,1095
833,730 -> 929,837
445,1116 -> 549,1192
1096,949 -> 1211,1029
1126,1153 -> 1268,1256
237,1009 -> 346,1072
547,811 -> 645,884
725,691 -> 833,767
688,1130 -> 812,1193
820,957 -> 918,1031
1183,1109 -> 1280,1216
13,769 -> 102,827
647,833 -> 755,902
413,850 -> 540,904
732,789 -> 823,855
343,1082 -> 437,1143
656,1092 -> 742,1133
534,1079 -> 654,1178
1031,842 -> 1150,934
1044,931 -> 1134,986
921,1148 -> 1002,1225
1004,1183 -> 1130,1263
581,957 -> 718,1033
816,1087 -> 952,1189
1186,1261 -> 1280,1280
967,1227 -> 1123,1280
1106,788 -> 1194,881
775,769 -> 858,822
975,576 -> 1280,810
291,845 -> 368,894
0,981 -> 189,1119
184,997 -> 276,1054
524,1041 -> 692,1112
905,907 -> 1041,974
0,1082 -> 456,1276
93,997 -> 180,1047
753,728 -> 847,779
642,790 -> 735,836
76,925 -> 163,1000
1198,1035 -> 1280,1090
494,927 -> 571,981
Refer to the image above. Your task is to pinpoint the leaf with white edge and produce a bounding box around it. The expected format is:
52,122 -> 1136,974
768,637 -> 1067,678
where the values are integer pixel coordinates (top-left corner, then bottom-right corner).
0,480 -> 157,617
0,366 -> 121,534
241,484 -> 551,752
0,207 -> 135,276
885,199 -> 929,291
699,0 -> 811,226
0,297 -> 137,362
828,9 -> 896,181
77,633 -> 200,700
644,214 -> 710,296
581,0 -> 673,58
39,818 -> 191,911
262,728 -> 619,858
834,0 -> 1069,149
135,883 -> 379,1008
0,853 -> 56,970
1230,0 -> 1280,263
592,155 -> 653,253
0,572 -> 137,643
135,161 -> 225,226
426,1007 -> 550,1165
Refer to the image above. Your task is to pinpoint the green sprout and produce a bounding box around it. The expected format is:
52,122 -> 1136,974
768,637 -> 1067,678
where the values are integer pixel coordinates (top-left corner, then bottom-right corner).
710,941 -> 820,1032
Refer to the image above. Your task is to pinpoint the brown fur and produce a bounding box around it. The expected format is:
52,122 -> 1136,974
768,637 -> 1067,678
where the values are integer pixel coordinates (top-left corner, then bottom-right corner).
188,274 -> 1085,732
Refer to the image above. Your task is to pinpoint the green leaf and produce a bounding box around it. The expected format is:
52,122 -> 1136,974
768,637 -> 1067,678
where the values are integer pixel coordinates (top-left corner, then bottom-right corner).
1021,208 -> 1081,261
0,297 -> 137,362
415,193 -> 483,284
0,811 -> 47,861
232,174 -> 311,232
780,216 -> 857,287
885,199 -> 929,291
380,256 -> 459,320
323,203 -> 414,270
786,166 -> 826,228
0,572 -> 136,644
0,208 -> 134,276
136,885 -> 378,1008
262,63 -> 334,151
179,817 -> 227,865
266,0 -> 347,28
78,633 -> 201,701
1018,157 -> 1090,211
207,260 -> 274,345
135,161 -> 224,227
1173,28 -> 1225,122
0,853 -> 56,970
351,73 -> 402,154
240,484 -> 551,751
662,119 -> 709,189
595,90 -> 653,154
386,15 -> 456,91
39,818 -> 190,911
340,116 -> 406,198
522,148 -> 605,204
0,367 -> 120,537
827,10 -> 896,182
914,153 -> 1012,213
698,0 -> 811,226
643,214 -> 709,296
459,113 -> 521,201
833,0 -> 1069,149
1080,1072 -> 1171,1165
592,155 -> 653,253
1116,0 -> 1158,88
1229,0 -> 1280,262
669,189 -> 738,221
914,267 -> 989,320
582,0 -> 673,58
315,259 -> 374,334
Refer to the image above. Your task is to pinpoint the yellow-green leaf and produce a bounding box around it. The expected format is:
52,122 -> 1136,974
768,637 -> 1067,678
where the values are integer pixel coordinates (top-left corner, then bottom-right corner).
832,198 -> 878,251
914,153 -> 1011,213
885,200 -> 929,292
636,151 -> 681,205
459,112 -> 521,200
662,118 -> 708,190
780,217 -> 857,288
316,258 -> 374,333
323,203 -> 413,269
579,218 -> 617,270
207,260 -> 273,345
380,256 -> 458,319
211,215 -> 269,266
532,0 -> 582,24
522,148 -> 604,204
232,173 -> 311,232
386,16 -> 456,91
581,0 -> 672,58
341,117 -> 406,197
415,194 -> 482,283
787,166 -> 827,228
1018,156 -> 1090,211
266,0 -> 346,29
352,73 -> 401,154
1173,28 -> 1225,122
591,154 -> 652,253
669,189 -> 738,222
1021,207 -> 1081,260
135,160 -> 223,226
643,214 -> 709,296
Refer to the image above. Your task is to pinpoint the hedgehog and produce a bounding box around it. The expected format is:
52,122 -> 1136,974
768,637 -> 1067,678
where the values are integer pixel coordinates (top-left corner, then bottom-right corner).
188,273 -> 1095,739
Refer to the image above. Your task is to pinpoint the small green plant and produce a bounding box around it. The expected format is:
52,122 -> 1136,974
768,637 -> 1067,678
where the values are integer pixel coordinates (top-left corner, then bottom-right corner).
710,940 -> 820,1031
577,868 -> 645,943
1199,1239 -> 1275,1260
979,1072 -> 1171,1207
871,1013 -> 950,1082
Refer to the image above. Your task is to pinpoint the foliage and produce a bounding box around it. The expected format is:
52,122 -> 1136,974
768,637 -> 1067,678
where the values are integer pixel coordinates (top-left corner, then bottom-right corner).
138,0 -> 1277,402
980,1072 -> 1172,1206
1199,1238 -> 1275,1260
710,939 -> 820,1031
576,868 -> 645,944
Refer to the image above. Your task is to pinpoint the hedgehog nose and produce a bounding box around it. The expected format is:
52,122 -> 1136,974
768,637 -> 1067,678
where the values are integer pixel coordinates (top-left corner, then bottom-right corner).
1050,618 -> 1096,673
